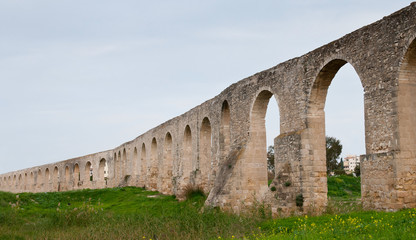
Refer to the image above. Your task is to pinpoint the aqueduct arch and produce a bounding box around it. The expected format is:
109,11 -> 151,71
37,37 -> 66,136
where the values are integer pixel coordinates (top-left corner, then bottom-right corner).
73,164 -> 80,187
181,125 -> 193,190
140,143 -> 146,185
304,59 -> 365,209
99,158 -> 107,186
162,132 -> 173,194
148,138 -> 158,190
199,117 -> 212,192
2,3 -> 416,215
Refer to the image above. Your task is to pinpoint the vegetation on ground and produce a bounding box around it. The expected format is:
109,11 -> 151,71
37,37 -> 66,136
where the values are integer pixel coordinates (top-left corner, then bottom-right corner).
0,175 -> 415,239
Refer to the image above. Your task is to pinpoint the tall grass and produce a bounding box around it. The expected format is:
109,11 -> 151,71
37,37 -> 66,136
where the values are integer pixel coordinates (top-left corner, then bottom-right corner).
0,176 -> 415,239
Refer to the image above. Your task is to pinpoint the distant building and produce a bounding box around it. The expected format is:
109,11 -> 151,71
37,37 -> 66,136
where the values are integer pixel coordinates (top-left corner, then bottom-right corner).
343,155 -> 360,174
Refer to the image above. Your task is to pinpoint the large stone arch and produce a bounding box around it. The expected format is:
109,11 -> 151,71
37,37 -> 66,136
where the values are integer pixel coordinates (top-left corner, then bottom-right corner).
304,58 -> 365,210
239,90 -> 280,205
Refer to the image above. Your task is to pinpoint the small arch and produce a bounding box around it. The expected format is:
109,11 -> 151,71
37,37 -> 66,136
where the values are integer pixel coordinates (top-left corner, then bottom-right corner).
113,152 -> 118,181
23,173 -> 27,190
45,168 -> 50,185
141,143 -> 147,183
65,166 -> 70,184
182,125 -> 192,184
37,169 -> 42,187
85,161 -> 93,182
220,100 -> 231,169
99,158 -> 108,185
122,148 -> 127,178
118,151 -> 122,180
149,138 -> 158,189
19,174 -> 23,190
29,172 -> 34,190
199,117 -> 212,190
53,166 -> 59,190
73,164 -> 80,186
162,132 -> 173,193
133,147 -> 138,176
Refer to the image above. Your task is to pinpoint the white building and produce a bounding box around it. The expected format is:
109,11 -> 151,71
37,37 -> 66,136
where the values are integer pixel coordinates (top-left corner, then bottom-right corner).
343,155 -> 360,173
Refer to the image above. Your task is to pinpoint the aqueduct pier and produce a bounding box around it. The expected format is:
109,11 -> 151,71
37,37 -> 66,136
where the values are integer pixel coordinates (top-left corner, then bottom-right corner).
2,3 -> 416,215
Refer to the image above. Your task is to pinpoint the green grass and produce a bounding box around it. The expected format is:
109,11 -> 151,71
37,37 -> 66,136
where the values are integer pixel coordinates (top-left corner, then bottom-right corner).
0,176 -> 415,239
0,187 -> 260,239
328,175 -> 361,198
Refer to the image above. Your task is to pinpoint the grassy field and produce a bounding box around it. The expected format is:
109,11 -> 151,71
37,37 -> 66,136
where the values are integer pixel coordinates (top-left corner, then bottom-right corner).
0,175 -> 415,239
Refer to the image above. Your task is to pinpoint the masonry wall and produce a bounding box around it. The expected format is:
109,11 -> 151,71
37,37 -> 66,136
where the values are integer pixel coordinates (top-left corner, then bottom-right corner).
1,3 -> 416,215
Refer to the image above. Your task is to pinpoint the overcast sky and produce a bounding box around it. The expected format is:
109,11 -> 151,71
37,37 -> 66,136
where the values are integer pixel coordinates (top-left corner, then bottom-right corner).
0,1 -> 413,174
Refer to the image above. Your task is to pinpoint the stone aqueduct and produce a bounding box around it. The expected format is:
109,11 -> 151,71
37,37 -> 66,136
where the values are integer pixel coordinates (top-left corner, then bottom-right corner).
2,4 -> 416,215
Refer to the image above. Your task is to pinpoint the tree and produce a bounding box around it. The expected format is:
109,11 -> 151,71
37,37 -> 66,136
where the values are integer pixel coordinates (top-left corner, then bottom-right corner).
267,145 -> 275,174
354,164 -> 360,177
326,136 -> 343,174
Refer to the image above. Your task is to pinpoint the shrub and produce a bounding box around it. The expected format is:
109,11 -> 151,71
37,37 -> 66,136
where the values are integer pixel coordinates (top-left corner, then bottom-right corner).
296,194 -> 304,207
181,184 -> 205,200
